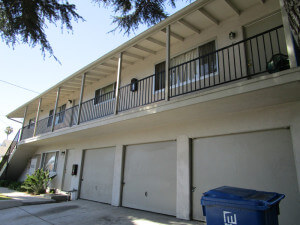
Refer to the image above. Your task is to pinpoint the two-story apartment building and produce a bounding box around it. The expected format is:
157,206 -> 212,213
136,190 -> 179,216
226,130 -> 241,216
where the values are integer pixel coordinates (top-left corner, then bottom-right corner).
2,0 -> 300,224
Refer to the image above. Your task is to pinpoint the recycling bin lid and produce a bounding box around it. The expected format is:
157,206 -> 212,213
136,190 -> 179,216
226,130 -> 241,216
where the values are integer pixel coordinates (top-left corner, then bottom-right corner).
201,186 -> 285,210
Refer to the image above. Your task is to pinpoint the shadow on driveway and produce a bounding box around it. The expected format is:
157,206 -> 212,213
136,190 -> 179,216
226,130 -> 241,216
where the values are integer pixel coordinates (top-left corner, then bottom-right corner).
0,199 -> 204,225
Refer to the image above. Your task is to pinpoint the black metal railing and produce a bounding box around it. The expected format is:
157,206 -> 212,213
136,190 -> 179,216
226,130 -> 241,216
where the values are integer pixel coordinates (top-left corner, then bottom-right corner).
20,124 -> 34,140
20,25 -> 288,141
0,129 -> 20,176
54,105 -> 79,131
168,25 -> 286,98
118,73 -> 165,112
35,116 -> 52,135
79,91 -> 115,123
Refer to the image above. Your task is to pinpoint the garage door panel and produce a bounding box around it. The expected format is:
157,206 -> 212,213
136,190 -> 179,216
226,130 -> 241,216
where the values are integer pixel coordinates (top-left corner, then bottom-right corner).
80,147 -> 115,204
192,129 -> 299,225
122,141 -> 176,216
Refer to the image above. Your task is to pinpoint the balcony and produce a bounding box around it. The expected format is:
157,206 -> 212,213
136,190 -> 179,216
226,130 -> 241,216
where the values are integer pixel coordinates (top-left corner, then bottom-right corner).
20,25 -> 290,141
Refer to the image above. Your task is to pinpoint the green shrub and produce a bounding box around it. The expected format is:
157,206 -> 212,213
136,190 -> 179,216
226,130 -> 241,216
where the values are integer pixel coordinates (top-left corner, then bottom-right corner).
0,180 -> 10,187
21,169 -> 51,195
0,180 -> 25,192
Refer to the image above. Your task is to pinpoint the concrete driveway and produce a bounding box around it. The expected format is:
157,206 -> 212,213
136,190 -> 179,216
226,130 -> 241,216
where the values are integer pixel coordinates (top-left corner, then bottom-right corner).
0,199 -> 204,225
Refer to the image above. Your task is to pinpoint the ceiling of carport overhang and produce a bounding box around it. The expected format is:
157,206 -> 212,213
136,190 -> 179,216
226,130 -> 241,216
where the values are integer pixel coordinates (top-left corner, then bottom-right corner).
8,0 -> 269,118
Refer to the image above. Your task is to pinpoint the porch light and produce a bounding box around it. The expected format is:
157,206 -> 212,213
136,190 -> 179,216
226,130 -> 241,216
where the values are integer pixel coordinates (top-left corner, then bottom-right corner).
229,32 -> 236,40
131,78 -> 138,92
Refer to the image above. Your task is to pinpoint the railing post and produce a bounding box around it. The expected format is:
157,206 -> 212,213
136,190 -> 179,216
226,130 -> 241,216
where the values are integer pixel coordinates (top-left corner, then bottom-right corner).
33,98 -> 42,136
165,25 -> 170,101
77,73 -> 86,125
114,52 -> 123,115
279,0 -> 297,68
19,106 -> 28,142
51,87 -> 61,132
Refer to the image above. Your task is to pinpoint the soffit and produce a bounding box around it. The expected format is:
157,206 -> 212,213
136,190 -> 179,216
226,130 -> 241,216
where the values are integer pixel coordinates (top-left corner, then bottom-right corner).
7,0 -> 273,118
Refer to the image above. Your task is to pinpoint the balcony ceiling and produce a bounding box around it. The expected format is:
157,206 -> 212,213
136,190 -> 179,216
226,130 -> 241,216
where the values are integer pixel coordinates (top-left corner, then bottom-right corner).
7,0 -> 272,118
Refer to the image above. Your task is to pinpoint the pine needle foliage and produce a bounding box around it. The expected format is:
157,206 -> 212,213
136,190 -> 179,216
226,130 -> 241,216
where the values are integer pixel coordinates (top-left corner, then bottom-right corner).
0,0 -> 83,61
94,0 -> 177,34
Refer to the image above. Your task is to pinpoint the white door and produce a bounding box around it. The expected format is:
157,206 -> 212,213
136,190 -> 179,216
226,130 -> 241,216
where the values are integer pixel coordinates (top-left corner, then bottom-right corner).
122,141 -> 176,216
80,147 -> 115,204
192,129 -> 299,225
62,150 -> 79,191
28,158 -> 37,175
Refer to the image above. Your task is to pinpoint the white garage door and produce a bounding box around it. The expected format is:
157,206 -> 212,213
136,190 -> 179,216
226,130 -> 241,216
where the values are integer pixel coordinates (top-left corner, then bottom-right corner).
192,129 -> 299,225
80,147 -> 115,204
122,141 -> 176,216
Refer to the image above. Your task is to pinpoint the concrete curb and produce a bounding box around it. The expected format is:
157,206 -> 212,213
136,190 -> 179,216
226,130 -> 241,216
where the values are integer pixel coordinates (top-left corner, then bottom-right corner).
0,199 -> 22,210
22,199 -> 56,206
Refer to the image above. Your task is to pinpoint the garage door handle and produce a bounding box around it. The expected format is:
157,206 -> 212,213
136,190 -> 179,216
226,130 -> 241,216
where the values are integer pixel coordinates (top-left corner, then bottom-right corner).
122,182 -> 125,185
192,187 -> 196,192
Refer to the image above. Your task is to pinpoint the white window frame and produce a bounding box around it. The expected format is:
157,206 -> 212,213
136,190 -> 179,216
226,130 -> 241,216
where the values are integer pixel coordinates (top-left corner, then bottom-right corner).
40,151 -> 59,175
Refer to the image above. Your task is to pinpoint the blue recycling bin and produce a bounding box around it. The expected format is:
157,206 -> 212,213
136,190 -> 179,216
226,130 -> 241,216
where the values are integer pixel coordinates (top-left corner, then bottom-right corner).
201,186 -> 285,225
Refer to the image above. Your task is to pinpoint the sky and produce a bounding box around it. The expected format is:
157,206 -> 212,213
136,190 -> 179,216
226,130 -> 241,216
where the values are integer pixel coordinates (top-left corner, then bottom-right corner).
0,1 -> 188,143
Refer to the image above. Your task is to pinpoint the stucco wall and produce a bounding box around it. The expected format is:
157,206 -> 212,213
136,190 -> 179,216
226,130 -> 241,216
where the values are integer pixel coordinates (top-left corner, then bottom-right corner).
31,100 -> 300,189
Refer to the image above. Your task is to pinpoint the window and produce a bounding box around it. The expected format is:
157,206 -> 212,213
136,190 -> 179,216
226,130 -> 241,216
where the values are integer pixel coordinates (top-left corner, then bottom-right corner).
197,41 -> 217,77
154,62 -> 165,91
47,110 -> 54,127
57,104 -> 66,124
155,41 -> 217,90
41,151 -> 58,173
47,104 -> 66,127
94,83 -> 116,104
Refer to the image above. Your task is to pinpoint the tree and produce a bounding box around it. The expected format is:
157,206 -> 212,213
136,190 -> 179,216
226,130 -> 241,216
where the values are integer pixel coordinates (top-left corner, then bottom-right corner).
1,0 -> 299,60
0,0 -> 180,59
4,126 -> 13,139
0,0 -> 83,60
94,0 -> 177,34
283,0 -> 300,48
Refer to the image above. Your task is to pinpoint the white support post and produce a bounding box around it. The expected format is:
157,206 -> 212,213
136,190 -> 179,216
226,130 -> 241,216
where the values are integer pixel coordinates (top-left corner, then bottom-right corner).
51,87 -> 61,132
33,98 -> 42,136
114,52 -> 123,115
291,114 -> 300,192
77,73 -> 86,125
165,25 -> 170,101
279,0 -> 297,68
19,106 -> 28,142
176,135 -> 191,220
111,145 -> 125,206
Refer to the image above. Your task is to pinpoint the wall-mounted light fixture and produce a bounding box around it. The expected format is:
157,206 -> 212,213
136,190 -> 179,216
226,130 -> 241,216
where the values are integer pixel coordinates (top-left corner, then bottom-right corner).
229,32 -> 236,40
68,100 -> 73,104
130,78 -> 138,92
61,151 -> 66,155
